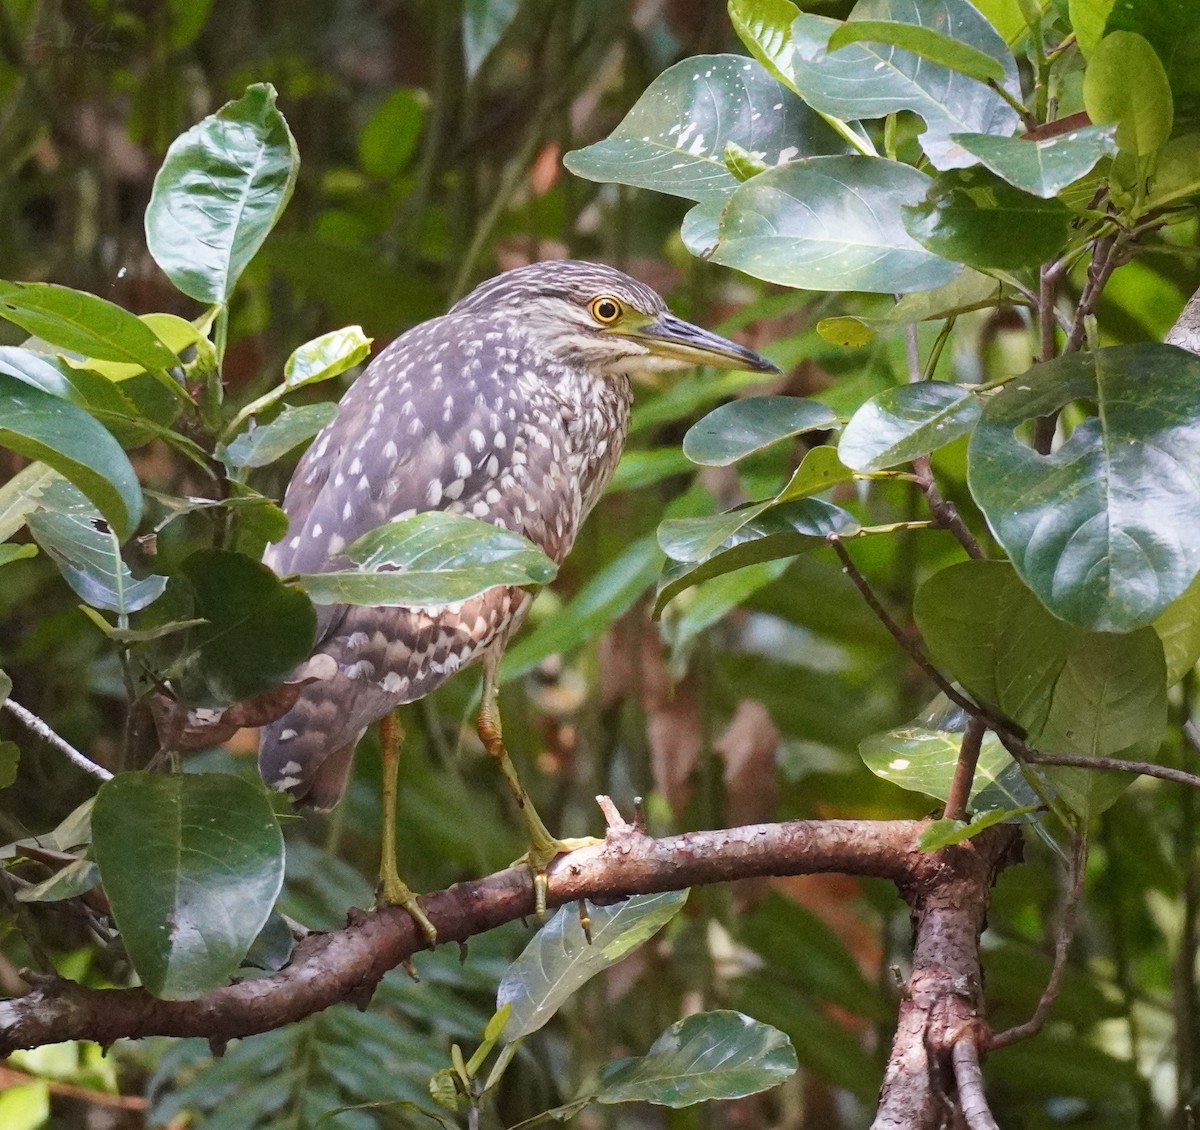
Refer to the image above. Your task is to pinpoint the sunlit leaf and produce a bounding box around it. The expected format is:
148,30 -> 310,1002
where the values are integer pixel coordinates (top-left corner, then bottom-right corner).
15,858 -> 100,903
219,403 -> 338,469
1153,572 -> 1200,685
839,381 -> 980,472
827,20 -> 1005,82
950,126 -> 1118,198
1082,31 -> 1172,156
777,446 -> 856,500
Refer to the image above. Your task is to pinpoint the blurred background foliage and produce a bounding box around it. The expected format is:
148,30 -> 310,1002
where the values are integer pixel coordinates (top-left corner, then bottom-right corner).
0,0 -> 1197,1128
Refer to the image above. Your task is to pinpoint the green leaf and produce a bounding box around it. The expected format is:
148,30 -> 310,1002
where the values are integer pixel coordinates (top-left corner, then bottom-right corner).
593,1011 -> 797,1107
709,157 -> 958,294
502,536 -> 662,681
827,20 -> 1005,82
606,448 -> 694,492
789,0 -> 1020,170
563,54 -> 843,203
683,397 -> 838,466
888,268 -> 1015,323
950,126 -> 1118,198
284,326 -> 372,388
861,721 -> 1028,805
0,376 -> 143,540
1147,134 -> 1200,211
655,498 -> 858,613
0,282 -> 178,370
1153,572 -> 1200,685
918,806 -> 1037,849
0,741 -> 17,789
27,481 -> 165,614
219,403 -> 338,469
816,317 -> 876,347
145,83 -> 299,303
902,166 -> 1072,271
358,89 -> 425,177
462,0 -> 519,77
1083,31 -> 1172,156
777,445 -> 856,501
15,858 -> 100,902
497,890 -> 688,1040
92,771 -> 285,999
728,0 -> 803,89
1070,0 -> 1116,56
967,344 -> 1200,631
0,543 -> 37,569
839,381 -> 980,472
174,548 -> 317,706
0,668 -> 10,707
914,560 -> 1167,816
297,512 -> 557,608
0,1080 -> 48,1130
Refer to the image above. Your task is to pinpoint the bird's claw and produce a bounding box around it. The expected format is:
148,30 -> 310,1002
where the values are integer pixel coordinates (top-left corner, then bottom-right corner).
513,835 -> 602,918
377,877 -> 439,948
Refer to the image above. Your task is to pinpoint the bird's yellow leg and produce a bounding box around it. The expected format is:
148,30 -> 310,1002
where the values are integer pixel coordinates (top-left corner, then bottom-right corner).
378,711 -> 438,946
478,655 -> 599,915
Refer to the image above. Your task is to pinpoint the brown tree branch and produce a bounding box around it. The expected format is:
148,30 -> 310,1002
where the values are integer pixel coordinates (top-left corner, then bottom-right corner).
944,717 -> 987,823
0,815 -> 1018,1066
952,1039 -> 1000,1130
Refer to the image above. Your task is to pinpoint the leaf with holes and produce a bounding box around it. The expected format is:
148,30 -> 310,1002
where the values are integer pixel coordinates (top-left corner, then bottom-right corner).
0,377 -> 142,540
498,891 -> 687,1040
298,512 -> 557,608
28,481 -> 166,614
709,157 -> 958,293
564,54 -> 844,203
788,0 -> 1019,170
967,344 -> 1200,631
593,1011 -> 797,1107
92,771 -> 284,999
683,397 -> 837,466
145,83 -> 298,303
839,382 -> 980,472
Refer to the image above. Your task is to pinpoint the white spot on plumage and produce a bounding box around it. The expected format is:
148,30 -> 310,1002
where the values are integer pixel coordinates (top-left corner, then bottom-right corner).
469,429 -> 486,451
494,432 -> 507,448
445,478 -> 465,499
427,479 -> 443,506
384,440 -> 398,459
473,501 -> 490,517
312,523 -> 323,538
343,501 -> 354,520
328,534 -> 345,555
357,475 -> 371,491
454,452 -> 471,478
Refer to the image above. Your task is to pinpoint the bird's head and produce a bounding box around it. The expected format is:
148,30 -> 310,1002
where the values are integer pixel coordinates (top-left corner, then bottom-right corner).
450,260 -> 780,380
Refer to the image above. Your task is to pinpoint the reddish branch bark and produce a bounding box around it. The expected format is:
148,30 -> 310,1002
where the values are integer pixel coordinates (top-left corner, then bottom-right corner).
0,812 -> 1018,1123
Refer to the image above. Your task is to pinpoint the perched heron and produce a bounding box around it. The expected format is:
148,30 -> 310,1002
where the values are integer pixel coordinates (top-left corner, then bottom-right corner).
260,260 -> 777,937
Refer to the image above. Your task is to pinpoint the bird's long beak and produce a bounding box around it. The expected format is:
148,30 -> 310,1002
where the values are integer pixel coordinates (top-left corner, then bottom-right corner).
624,311 -> 781,373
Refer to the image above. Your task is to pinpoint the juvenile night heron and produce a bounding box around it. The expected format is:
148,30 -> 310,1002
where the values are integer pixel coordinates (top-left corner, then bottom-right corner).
260,260 -> 777,935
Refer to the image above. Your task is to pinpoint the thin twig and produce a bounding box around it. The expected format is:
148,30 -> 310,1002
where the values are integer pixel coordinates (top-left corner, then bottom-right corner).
990,833 -> 1088,1048
1,699 -> 112,781
827,534 -> 984,721
911,458 -> 985,558
945,717 -> 988,822
1184,720 -> 1200,757
1021,751 -> 1200,791
952,1038 -> 1000,1130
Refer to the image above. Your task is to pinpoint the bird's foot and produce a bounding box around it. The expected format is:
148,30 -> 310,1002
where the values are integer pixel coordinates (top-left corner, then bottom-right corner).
513,835 -> 603,918
376,874 -> 438,948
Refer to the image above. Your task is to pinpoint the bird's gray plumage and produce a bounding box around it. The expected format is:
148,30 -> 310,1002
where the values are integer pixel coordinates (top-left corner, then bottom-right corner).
259,259 -> 774,809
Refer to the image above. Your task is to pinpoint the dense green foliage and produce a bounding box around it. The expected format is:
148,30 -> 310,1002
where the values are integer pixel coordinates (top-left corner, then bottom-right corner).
2,1 -> 1200,1127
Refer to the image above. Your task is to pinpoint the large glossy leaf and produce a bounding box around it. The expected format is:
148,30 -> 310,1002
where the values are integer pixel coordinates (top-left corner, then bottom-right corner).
92,772 -> 285,999
0,375 -> 142,541
497,890 -> 687,1040
145,83 -> 298,303
174,548 -> 317,706
709,157 -> 958,293
968,344 -> 1200,631
502,536 -> 661,681
593,1011 -> 797,1107
682,396 -> 838,466
28,481 -> 166,614
1082,31 -> 1172,156
776,445 -> 856,500
839,381 -> 980,472
914,560 -> 1167,817
789,0 -> 1020,170
297,512 -> 556,607
902,167 -> 1072,271
655,498 -> 858,613
0,282 -> 177,370
951,126 -> 1118,198
563,54 -> 843,203
219,403 -> 338,469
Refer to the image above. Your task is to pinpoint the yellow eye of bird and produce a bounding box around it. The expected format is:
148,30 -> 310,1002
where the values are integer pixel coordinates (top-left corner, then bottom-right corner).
590,296 -> 622,324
